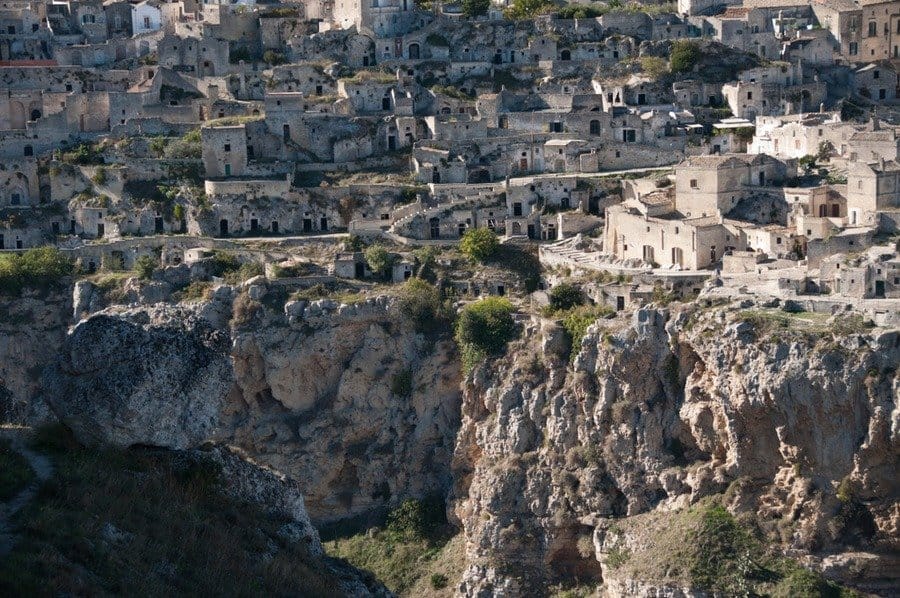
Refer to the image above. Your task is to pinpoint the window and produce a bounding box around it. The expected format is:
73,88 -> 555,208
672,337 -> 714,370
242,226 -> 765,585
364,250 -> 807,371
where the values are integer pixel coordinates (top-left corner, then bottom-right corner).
850,42 -> 858,55
874,70 -> 881,79
144,16 -> 150,28
869,21 -> 877,37
880,89 -> 887,99
690,179 -> 698,189
224,144 -> 231,152
747,91 -> 753,100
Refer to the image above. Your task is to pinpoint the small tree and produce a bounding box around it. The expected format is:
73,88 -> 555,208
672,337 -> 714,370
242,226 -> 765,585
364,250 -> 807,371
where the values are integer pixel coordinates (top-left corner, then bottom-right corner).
549,282 -> 584,312
670,40 -> 701,74
462,0 -> 490,17
364,244 -> 394,279
460,227 -> 499,262
135,254 -> 157,280
504,0 -> 553,19
798,154 -> 817,173
455,297 -> 516,369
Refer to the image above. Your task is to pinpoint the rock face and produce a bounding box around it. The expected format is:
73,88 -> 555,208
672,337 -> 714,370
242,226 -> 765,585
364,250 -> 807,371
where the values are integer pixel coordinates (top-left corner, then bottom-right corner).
451,306 -> 899,596
45,309 -> 232,449
45,290 -> 462,524
0,290 -> 71,423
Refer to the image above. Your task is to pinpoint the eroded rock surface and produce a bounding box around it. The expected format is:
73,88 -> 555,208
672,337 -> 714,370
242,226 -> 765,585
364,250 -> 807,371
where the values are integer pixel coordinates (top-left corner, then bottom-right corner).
452,306 -> 899,596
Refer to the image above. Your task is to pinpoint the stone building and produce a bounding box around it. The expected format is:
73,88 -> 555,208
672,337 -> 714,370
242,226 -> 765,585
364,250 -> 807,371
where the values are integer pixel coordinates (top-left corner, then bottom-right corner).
846,158 -> 900,225
202,124 -> 249,178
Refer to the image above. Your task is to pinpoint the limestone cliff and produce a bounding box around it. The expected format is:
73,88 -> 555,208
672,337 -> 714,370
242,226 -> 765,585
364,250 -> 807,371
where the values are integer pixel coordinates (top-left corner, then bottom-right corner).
451,306 -> 899,596
44,284 -> 463,525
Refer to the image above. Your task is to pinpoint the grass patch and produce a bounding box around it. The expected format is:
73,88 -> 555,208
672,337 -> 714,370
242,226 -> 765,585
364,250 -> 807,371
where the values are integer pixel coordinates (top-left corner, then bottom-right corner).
0,439 -> 34,501
611,498 -> 858,596
0,427 -> 341,596
559,304 -> 614,363
327,497 -> 456,595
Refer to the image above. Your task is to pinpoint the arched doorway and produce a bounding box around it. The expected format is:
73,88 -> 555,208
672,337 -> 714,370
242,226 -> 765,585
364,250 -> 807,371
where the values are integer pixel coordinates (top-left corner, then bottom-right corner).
29,109 -> 41,121
408,43 -> 420,59
560,49 -> 571,61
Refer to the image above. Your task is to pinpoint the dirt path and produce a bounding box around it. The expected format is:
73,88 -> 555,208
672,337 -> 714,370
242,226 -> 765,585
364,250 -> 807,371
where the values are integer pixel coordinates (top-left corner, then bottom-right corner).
0,427 -> 53,557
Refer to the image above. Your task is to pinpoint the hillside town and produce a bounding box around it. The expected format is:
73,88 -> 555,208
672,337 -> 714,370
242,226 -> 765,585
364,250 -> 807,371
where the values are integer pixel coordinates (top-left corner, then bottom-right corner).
1,0 -> 899,323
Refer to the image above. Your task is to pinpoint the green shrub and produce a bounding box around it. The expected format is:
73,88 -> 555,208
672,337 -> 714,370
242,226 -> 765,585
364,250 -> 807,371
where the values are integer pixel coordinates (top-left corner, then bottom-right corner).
263,50 -> 287,65
397,278 -> 447,334
61,143 -> 103,165
670,40 -> 701,74
208,251 -> 241,277
391,369 -> 413,398
0,247 -> 74,295
430,573 -> 449,589
91,166 -> 108,186
365,244 -> 394,279
549,282 -> 584,312
455,298 -> 516,370
460,228 -> 499,262
462,0 -> 490,17
561,304 -> 613,361
640,56 -> 669,78
556,4 -> 603,18
386,496 -> 447,543
224,261 -> 264,285
690,505 -> 755,592
504,0 -> 554,19
134,254 -> 157,280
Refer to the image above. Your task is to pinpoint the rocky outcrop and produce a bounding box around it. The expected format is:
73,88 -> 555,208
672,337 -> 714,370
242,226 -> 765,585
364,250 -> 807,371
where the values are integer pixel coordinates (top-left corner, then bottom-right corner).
452,305 -> 899,596
45,286 -> 462,525
45,308 -> 232,449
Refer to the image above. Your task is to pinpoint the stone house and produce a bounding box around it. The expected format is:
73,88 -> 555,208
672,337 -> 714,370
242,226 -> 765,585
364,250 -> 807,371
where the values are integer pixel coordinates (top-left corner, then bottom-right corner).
331,0 -> 418,37
132,0 -> 162,35
851,62 -> 899,103
704,6 -> 780,61
857,0 -> 900,62
846,158 -> 900,225
201,124 -> 248,178
721,62 -> 825,119
158,34 -> 230,77
781,31 -> 835,66
604,194 -> 737,270
749,111 -> 847,160
674,153 -> 791,219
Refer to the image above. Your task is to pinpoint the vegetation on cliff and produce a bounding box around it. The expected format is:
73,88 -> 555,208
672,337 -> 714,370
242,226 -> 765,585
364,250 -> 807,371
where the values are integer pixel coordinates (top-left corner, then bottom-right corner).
326,497 -> 463,595
606,499 -> 859,597
0,247 -> 74,296
0,426 -> 343,597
